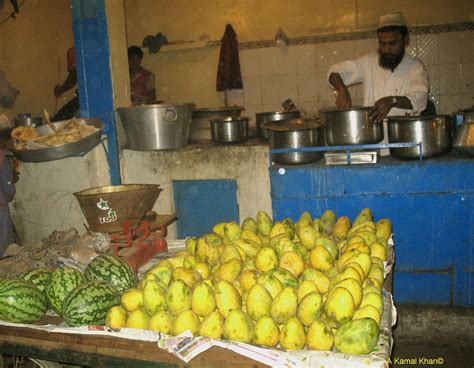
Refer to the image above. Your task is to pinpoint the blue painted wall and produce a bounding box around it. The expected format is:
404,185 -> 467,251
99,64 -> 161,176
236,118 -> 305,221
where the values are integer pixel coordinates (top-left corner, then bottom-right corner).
173,179 -> 239,238
270,156 -> 474,306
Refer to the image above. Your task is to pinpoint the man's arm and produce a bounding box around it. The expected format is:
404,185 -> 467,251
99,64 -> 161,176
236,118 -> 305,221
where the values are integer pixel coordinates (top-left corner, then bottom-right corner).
54,70 -> 77,98
329,73 -> 352,109
369,96 -> 413,123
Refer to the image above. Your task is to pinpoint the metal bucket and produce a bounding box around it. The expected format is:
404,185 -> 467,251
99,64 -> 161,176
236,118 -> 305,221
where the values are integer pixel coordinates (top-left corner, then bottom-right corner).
117,103 -> 194,150
74,184 -> 162,233
210,116 -> 249,143
321,107 -> 383,145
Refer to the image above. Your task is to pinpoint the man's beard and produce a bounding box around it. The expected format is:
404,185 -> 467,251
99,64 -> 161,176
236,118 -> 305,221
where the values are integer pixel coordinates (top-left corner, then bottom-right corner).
379,50 -> 405,71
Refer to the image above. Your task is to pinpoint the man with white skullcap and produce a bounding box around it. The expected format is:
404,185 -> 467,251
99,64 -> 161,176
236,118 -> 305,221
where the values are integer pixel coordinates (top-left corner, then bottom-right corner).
327,12 -> 429,124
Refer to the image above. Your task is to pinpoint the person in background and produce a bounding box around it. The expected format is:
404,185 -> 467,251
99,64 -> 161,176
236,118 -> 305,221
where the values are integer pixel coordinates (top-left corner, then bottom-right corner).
327,12 -> 429,123
128,46 -> 156,105
0,68 -> 18,257
52,47 -> 79,122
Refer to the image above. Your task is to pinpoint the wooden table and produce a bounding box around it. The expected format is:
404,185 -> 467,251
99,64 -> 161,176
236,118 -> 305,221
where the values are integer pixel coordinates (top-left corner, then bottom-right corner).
0,318 -> 268,368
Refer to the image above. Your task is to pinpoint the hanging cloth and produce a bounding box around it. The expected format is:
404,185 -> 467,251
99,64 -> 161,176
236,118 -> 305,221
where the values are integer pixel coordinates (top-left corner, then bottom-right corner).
216,24 -> 243,91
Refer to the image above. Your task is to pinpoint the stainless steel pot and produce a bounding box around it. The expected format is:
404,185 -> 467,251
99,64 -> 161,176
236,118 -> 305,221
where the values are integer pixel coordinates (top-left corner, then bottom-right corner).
210,116 -> 249,143
321,107 -> 383,145
117,103 -> 194,150
387,115 -> 453,159
191,106 -> 244,141
264,119 -> 325,165
255,111 -> 301,140
453,121 -> 474,157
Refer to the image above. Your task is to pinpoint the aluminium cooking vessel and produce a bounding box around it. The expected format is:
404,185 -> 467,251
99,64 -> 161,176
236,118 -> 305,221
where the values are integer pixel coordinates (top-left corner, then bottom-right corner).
452,121 -> 474,157
117,103 -> 194,150
321,106 -> 383,145
255,110 -> 301,140
210,116 -> 249,143
191,106 -> 244,141
387,115 -> 452,159
264,118 -> 325,165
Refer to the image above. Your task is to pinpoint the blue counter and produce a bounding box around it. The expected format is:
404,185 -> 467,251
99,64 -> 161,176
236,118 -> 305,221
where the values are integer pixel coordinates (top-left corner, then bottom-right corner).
270,154 -> 474,306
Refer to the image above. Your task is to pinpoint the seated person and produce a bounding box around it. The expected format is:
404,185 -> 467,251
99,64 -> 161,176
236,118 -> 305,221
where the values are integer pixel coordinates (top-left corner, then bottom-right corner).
53,47 -> 79,122
128,46 -> 156,105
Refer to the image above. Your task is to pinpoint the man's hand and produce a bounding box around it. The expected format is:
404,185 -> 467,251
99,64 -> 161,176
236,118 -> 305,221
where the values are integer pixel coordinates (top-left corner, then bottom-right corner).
54,85 -> 64,98
335,87 -> 352,109
369,96 -> 395,123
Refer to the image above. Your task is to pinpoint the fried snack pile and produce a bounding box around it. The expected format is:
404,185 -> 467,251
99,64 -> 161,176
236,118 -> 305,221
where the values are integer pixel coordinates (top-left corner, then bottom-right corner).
11,119 -> 99,150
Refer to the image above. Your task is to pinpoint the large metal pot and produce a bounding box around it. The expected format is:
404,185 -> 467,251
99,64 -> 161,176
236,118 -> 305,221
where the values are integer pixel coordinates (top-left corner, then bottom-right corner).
264,119 -> 325,165
191,106 -> 244,141
255,110 -> 301,140
452,121 -> 474,157
210,116 -> 249,143
321,107 -> 383,145
117,103 -> 194,150
387,115 -> 453,159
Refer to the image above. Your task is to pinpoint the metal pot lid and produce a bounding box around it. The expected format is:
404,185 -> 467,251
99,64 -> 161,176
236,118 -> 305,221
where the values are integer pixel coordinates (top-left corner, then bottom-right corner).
210,116 -> 249,123
117,102 -> 195,111
320,106 -> 371,113
263,118 -> 322,131
256,110 -> 300,116
194,106 -> 244,113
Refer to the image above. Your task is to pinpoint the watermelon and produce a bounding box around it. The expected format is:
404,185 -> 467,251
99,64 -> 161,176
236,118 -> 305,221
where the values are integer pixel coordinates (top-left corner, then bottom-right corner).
0,279 -> 48,323
84,255 -> 137,293
19,268 -> 52,292
46,266 -> 85,315
62,281 -> 120,327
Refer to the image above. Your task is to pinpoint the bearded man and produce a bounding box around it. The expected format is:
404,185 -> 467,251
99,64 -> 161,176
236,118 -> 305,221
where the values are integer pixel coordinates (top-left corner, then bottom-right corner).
327,12 -> 429,123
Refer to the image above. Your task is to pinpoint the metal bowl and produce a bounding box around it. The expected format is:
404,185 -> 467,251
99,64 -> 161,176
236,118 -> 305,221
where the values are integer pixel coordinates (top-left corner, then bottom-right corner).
321,107 -> 383,145
210,116 -> 249,143
74,184 -> 162,233
453,121 -> 474,157
387,115 -> 452,159
7,118 -> 104,162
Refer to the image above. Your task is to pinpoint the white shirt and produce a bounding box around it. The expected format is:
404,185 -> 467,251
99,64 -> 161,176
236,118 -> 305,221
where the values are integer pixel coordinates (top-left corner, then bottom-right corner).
327,53 -> 429,116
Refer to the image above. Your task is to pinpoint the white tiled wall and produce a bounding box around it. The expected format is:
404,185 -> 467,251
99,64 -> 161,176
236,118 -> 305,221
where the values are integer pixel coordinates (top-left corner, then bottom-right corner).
231,30 -> 474,127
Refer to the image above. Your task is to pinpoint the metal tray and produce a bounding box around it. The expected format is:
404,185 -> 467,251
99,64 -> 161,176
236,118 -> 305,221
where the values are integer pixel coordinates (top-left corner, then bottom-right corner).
7,118 -> 104,162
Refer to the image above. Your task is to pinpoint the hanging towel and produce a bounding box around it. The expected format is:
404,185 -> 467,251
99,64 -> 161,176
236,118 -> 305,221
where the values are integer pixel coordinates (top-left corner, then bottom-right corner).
216,24 -> 243,91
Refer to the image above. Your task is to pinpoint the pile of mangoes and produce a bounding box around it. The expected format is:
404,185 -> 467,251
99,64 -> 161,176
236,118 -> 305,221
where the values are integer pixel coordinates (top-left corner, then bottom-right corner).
106,208 -> 391,355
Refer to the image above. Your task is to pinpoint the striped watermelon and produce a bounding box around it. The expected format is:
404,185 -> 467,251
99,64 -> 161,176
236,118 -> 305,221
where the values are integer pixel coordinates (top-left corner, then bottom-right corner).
19,268 -> 52,292
0,279 -> 48,323
62,281 -> 120,327
84,255 -> 137,293
46,266 -> 85,315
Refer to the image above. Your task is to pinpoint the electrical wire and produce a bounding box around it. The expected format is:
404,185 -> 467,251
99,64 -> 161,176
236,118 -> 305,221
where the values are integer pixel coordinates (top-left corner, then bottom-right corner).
0,0 -> 25,27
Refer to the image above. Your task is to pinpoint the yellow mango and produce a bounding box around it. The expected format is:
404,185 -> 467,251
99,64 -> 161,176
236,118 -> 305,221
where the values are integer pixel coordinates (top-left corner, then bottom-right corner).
270,287 -> 298,324
297,280 -> 319,302
196,236 -> 220,264
200,310 -> 225,339
233,238 -> 260,258
370,241 -> 388,262
296,224 -> 318,250
353,304 -> 381,327
212,222 -> 226,237
310,245 -> 335,271
172,310 -> 200,336
215,280 -> 242,317
257,271 -> 284,298
147,264 -> 173,286
240,228 -> 262,245
255,246 -> 278,272
191,281 -> 216,318
332,216 -> 351,241
332,278 -> 362,309
223,310 -> 254,343
172,267 -> 201,288
148,310 -> 174,334
269,221 -> 288,239
297,291 -> 323,326
106,305 -> 127,329
271,268 -> 299,289
223,221 -> 242,241
239,269 -> 260,291
121,287 -> 143,313
219,245 -> 242,264
279,251 -> 305,277
213,258 -> 242,283
359,292 -> 384,315
257,210 -> 273,237
253,316 -> 280,347
279,317 -> 306,350
314,235 -> 338,259
166,280 -> 192,316
319,210 -> 336,235
185,237 -> 197,255
246,283 -> 273,321
194,262 -> 210,280
302,268 -> 330,294
375,218 -> 392,241
296,211 -> 313,228
126,309 -> 149,329
306,319 -> 334,351
143,279 -> 167,315
241,217 -> 258,234
324,287 -> 355,325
